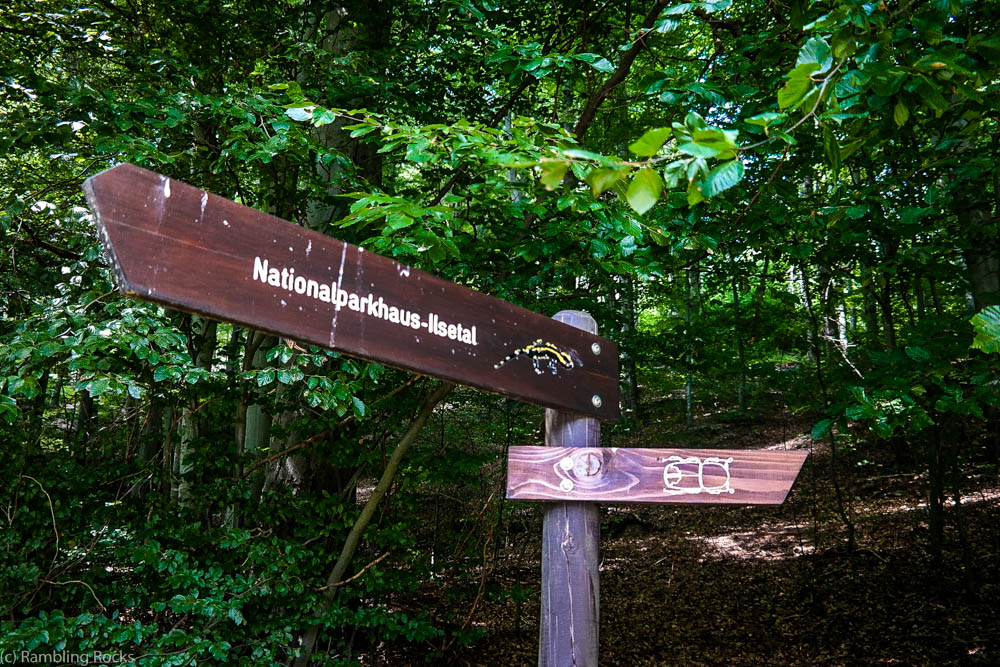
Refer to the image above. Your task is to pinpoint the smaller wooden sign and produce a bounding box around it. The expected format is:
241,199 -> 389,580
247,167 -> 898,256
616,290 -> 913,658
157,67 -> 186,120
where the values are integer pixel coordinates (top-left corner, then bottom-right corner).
506,447 -> 807,505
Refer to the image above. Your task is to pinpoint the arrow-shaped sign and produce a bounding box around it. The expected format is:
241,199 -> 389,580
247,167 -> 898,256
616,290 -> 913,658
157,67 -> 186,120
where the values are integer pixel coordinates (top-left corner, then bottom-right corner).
83,164 -> 619,420
507,446 -> 807,504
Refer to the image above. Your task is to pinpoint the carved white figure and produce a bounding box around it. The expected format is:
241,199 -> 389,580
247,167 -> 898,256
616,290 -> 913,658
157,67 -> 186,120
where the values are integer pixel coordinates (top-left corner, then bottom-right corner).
661,455 -> 735,496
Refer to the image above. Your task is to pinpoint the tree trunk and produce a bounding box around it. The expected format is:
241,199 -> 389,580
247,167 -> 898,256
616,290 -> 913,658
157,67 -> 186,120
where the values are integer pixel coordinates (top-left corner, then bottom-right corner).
233,330 -> 274,526
800,264 -> 856,552
177,316 -> 217,506
732,274 -> 746,411
73,387 -> 95,464
927,426 -> 945,570
684,265 -> 698,427
621,274 -> 640,418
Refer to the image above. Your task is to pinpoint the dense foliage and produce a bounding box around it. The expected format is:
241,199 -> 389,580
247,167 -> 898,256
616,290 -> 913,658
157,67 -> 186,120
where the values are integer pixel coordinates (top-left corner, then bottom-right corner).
2,0 -> 998,664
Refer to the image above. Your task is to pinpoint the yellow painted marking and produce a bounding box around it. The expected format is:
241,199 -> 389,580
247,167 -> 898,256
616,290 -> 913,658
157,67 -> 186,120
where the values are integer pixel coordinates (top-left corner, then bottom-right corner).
494,338 -> 575,374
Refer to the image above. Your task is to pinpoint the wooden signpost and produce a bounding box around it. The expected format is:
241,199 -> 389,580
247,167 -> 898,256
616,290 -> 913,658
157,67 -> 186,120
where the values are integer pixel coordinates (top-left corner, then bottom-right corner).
83,163 -> 619,420
85,164 -> 806,667
519,311 -> 808,666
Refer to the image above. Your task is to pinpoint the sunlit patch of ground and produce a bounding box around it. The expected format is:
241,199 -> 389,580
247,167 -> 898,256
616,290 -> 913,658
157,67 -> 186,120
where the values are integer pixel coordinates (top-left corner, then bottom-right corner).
687,521 -> 814,561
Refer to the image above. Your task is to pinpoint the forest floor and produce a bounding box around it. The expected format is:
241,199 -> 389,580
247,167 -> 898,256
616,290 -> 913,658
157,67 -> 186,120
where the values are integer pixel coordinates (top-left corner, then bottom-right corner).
387,397 -> 1000,666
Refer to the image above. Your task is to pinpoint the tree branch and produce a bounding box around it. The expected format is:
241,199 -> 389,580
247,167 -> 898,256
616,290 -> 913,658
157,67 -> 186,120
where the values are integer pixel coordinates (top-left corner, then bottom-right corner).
573,0 -> 669,140
292,381 -> 455,667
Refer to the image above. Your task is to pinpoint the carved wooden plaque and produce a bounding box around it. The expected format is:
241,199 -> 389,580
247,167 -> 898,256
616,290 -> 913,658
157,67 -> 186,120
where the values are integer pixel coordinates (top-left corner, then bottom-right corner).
507,447 -> 808,504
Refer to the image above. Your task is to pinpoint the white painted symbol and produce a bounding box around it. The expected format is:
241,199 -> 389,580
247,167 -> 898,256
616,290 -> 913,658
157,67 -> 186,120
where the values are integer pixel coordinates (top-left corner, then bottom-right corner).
560,479 -> 574,492
660,456 -> 735,496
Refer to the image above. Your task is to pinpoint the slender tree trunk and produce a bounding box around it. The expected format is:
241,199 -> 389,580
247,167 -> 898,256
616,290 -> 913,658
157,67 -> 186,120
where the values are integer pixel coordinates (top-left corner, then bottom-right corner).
861,270 -> 880,344
732,275 -> 746,411
915,275 -> 926,321
948,436 -> 980,598
879,279 -> 897,349
751,255 -> 769,321
130,401 -> 162,499
293,382 -> 454,667
73,388 -> 95,465
817,264 -> 840,352
177,316 -> 217,506
26,370 -> 49,450
621,274 -> 640,418
684,265 -> 698,427
899,272 -> 916,328
233,330 -> 274,526
800,264 -> 856,552
927,426 -> 945,570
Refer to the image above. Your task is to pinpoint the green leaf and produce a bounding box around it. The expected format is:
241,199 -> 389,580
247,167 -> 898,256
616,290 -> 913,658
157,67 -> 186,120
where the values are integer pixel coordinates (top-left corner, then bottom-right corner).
811,418 -> 834,440
971,305 -> 1000,354
846,404 -> 876,420
405,142 -> 435,163
649,228 -> 670,246
797,36 -> 833,72
778,63 -> 820,109
684,111 -> 708,131
620,235 -> 637,257
88,377 -> 110,397
744,112 -> 787,127
623,218 -> 643,237
904,346 -> 932,364
539,161 -> 568,190
678,142 -> 720,158
654,18 -> 681,33
352,395 -> 366,417
629,127 -> 671,156
313,109 -> 337,126
687,179 -> 705,206
585,168 -> 626,195
893,99 -> 909,127
573,53 -> 615,72
691,128 -> 738,159
285,106 -> 314,122
153,366 -> 172,382
348,124 -> 378,138
562,148 -> 604,161
385,213 -> 414,231
701,160 -> 744,197
257,370 -> 275,387
0,395 -> 19,425
823,125 -> 841,174
625,167 -> 663,215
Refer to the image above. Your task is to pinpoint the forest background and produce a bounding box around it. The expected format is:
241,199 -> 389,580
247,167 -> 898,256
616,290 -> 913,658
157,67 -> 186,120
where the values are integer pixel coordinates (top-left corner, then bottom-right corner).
2,0 -> 999,665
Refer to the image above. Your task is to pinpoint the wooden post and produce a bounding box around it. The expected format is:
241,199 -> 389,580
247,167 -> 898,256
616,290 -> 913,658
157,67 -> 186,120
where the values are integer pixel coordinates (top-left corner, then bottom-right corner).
539,310 -> 601,667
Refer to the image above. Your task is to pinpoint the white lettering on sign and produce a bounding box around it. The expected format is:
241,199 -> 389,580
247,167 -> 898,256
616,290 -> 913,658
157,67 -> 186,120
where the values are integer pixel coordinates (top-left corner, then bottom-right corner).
660,455 -> 735,496
252,256 -> 478,345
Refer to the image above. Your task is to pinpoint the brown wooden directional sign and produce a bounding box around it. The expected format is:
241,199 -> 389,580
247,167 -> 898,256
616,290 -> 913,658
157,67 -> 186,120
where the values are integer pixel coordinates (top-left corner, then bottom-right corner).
506,446 -> 807,504
83,163 -> 619,420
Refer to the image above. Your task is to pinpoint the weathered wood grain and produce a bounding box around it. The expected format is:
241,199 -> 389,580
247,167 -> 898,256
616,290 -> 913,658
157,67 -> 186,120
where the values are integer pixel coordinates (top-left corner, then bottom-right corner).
539,310 -> 600,667
508,446 -> 808,505
83,164 -> 619,420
